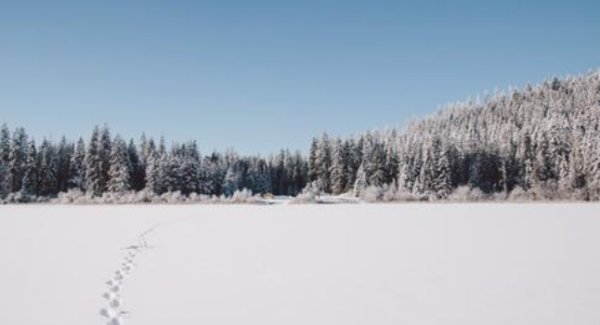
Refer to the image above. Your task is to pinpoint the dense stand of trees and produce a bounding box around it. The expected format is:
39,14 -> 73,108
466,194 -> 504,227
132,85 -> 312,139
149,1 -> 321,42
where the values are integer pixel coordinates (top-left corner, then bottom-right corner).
306,71 -> 600,201
1,71 -> 600,202
0,125 -> 308,200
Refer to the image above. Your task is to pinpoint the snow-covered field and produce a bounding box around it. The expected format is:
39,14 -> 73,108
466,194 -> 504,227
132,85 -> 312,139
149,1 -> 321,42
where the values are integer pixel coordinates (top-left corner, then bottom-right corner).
1,204 -> 599,325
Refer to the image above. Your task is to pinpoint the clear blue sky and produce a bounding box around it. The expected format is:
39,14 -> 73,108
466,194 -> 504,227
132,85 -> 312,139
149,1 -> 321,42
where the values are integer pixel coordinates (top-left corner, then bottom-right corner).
1,0 -> 599,154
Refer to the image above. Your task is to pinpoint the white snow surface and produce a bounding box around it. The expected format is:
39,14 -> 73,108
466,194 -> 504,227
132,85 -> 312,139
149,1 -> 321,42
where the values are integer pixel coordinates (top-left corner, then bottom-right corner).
1,204 -> 599,325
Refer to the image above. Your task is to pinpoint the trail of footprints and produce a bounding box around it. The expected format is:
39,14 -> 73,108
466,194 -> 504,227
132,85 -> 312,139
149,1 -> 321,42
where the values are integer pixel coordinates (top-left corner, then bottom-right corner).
99,231 -> 151,325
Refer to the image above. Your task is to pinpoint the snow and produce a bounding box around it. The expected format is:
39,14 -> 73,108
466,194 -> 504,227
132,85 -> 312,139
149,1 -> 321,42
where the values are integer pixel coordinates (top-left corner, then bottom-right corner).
1,204 -> 600,324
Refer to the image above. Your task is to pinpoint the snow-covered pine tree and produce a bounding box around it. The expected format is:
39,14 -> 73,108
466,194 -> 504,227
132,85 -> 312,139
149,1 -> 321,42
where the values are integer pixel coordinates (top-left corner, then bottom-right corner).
0,124 -> 9,163
418,138 -> 435,195
38,139 -> 58,196
315,133 -> 332,192
342,139 -> 356,192
107,136 -> 131,193
247,157 -> 271,194
144,145 -> 161,194
517,131 -> 535,191
180,141 -> 200,195
417,135 -> 452,197
85,126 -> 104,196
142,136 -> 155,163
534,131 -> 551,174
199,151 -> 227,195
363,133 -> 386,187
587,133 -> 600,201
291,151 -> 307,195
270,150 -> 286,195
284,150 -> 296,195
158,136 -> 166,157
397,153 -> 411,193
222,165 -> 241,196
56,136 -> 73,193
430,137 -> 452,198
0,124 -> 10,197
99,126 -> 112,193
384,138 -> 399,185
0,162 -> 6,198
21,140 -> 39,196
353,163 -> 367,197
128,139 -> 145,191
7,127 -> 28,193
139,133 -> 149,163
569,130 -> 587,200
68,137 -> 86,191
329,138 -> 345,195
308,137 -> 318,183
498,137 -> 520,194
160,149 -> 182,193
157,149 -> 171,193
353,137 -> 364,176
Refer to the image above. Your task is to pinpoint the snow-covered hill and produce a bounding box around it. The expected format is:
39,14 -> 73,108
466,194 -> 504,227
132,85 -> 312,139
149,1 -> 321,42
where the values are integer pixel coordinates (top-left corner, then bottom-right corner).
1,204 -> 599,324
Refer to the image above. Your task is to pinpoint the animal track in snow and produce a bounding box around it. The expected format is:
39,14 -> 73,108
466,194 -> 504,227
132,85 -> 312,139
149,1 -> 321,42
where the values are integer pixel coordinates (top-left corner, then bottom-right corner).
98,219 -> 181,325
99,230 -> 151,324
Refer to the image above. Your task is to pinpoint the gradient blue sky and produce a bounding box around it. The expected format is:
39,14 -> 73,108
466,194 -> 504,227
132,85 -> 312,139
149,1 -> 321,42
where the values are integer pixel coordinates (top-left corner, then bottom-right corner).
1,0 -> 599,154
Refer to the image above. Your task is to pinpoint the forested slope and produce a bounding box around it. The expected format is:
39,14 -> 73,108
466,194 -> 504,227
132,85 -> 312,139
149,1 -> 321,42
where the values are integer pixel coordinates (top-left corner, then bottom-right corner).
309,71 -> 600,201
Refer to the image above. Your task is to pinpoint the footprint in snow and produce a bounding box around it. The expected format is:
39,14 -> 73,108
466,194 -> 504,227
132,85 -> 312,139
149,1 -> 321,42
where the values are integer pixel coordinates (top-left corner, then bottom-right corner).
102,292 -> 118,301
108,298 -> 122,308
99,307 -> 116,319
106,316 -> 123,325
100,307 -> 128,322
99,221 -> 173,324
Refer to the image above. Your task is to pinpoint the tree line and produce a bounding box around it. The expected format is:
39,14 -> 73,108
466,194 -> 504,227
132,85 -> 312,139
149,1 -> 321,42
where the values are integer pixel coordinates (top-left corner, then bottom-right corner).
0,125 -> 309,200
1,70 -> 600,202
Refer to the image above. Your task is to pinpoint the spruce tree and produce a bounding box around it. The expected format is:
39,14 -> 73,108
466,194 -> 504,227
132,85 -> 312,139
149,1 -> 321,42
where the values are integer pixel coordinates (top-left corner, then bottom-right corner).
145,148 -> 161,194
56,136 -> 72,192
247,157 -> 271,194
568,131 -> 587,199
0,162 -> 7,198
128,139 -> 145,191
107,136 -> 131,193
308,137 -> 318,183
342,140 -> 356,192
284,150 -> 295,194
159,150 -> 181,193
68,138 -> 86,190
85,126 -> 104,196
99,126 -> 112,192
292,151 -> 307,195
329,138 -> 345,195
7,127 -> 28,193
315,133 -> 331,192
367,140 -> 386,187
222,166 -> 240,196
353,163 -> 367,197
21,140 -> 39,196
431,138 -> 452,198
0,124 -> 10,197
384,141 -> 399,185
38,139 -> 57,196
0,124 -> 10,164
180,141 -> 200,195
